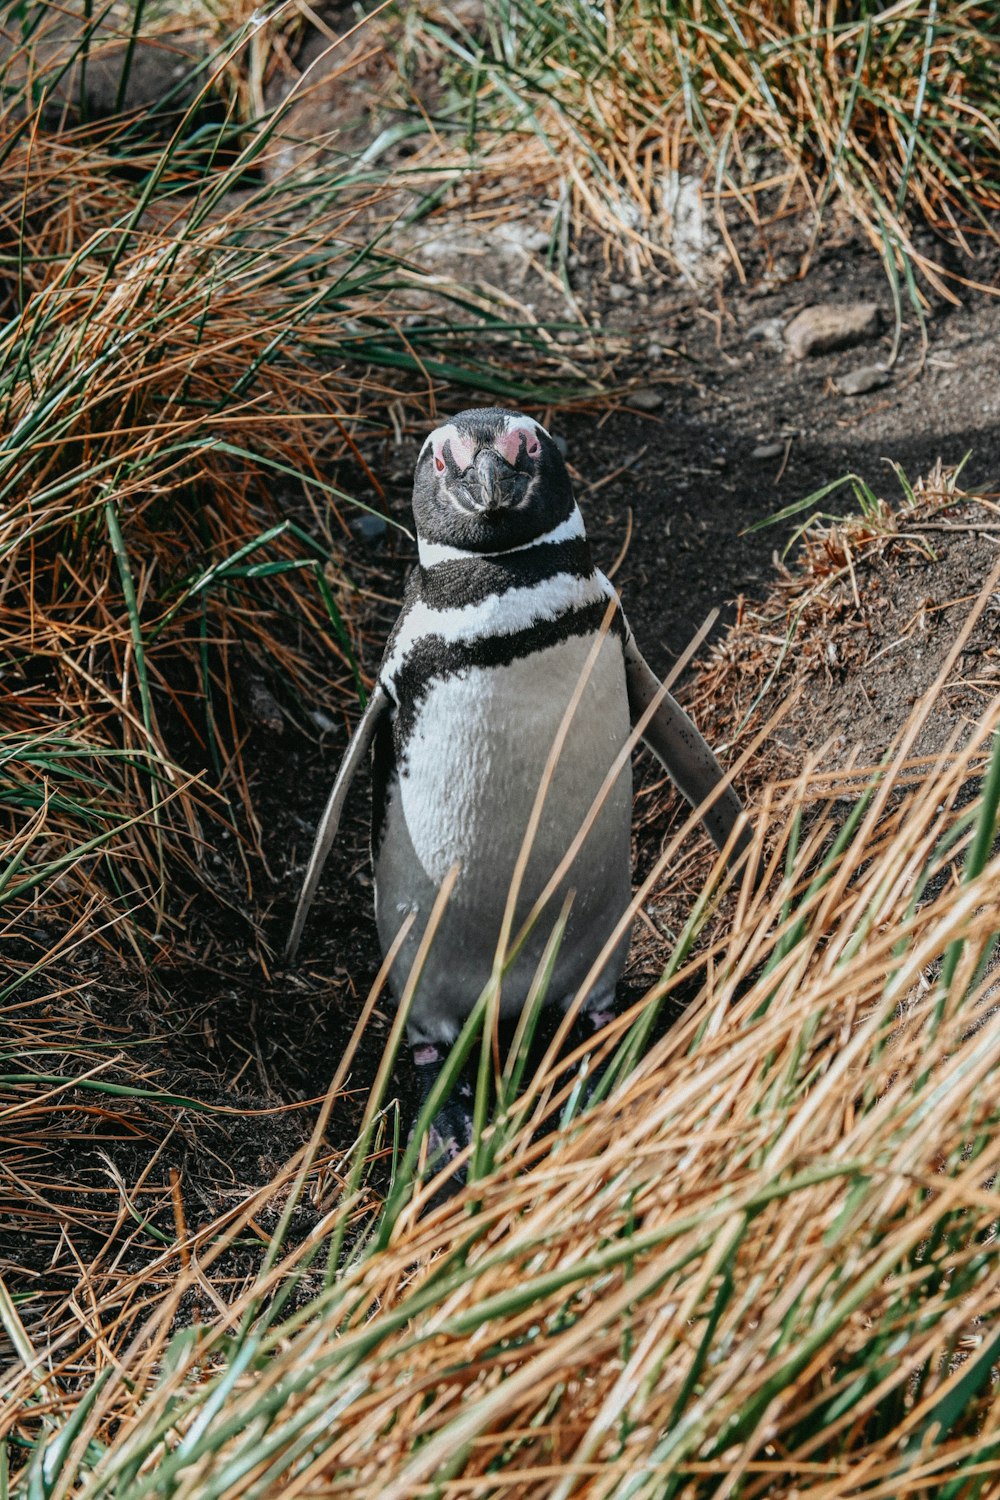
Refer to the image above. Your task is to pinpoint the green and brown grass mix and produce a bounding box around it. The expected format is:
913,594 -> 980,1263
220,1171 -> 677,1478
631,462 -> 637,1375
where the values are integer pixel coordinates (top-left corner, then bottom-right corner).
3,0 -> 1000,1494
413,0 -> 1000,308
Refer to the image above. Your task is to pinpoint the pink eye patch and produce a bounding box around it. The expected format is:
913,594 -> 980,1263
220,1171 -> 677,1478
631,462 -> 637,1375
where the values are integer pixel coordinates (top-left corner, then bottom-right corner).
496,425 -> 541,465
430,421 -> 542,473
432,426 -> 475,473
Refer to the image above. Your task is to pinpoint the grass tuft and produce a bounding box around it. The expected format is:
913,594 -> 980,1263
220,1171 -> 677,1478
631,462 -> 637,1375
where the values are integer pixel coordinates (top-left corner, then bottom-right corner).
412,0 -> 1000,303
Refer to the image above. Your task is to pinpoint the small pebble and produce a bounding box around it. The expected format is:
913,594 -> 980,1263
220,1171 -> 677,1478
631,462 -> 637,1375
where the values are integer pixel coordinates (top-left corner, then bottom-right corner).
762,257 -> 799,283
351,512 -> 388,543
746,317 -> 786,346
752,440 -> 785,460
833,365 -> 890,397
628,386 -> 664,411
516,228 -> 551,253
607,282 -> 631,303
785,301 -> 882,359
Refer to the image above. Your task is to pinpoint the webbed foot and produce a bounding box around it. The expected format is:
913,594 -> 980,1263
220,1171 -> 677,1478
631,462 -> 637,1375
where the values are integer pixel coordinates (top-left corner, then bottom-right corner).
411,1044 -> 475,1191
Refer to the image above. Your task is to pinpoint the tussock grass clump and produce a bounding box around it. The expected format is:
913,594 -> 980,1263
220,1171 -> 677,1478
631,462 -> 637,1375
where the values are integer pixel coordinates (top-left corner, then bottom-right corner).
1,20 -> 375,934
419,0 -> 999,298
0,5 -> 568,941
1,159 -> 392,926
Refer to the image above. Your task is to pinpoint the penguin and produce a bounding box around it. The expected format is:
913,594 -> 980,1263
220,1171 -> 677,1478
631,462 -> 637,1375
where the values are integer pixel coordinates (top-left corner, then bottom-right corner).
287,408 -> 753,1161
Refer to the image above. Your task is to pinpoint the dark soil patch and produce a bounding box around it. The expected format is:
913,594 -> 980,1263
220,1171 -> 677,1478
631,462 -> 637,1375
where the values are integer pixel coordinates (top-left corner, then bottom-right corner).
554,218 -> 1000,667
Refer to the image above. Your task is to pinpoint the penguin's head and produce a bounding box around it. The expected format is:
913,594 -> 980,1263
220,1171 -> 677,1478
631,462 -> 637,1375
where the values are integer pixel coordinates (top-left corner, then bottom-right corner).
411,408 -> 575,554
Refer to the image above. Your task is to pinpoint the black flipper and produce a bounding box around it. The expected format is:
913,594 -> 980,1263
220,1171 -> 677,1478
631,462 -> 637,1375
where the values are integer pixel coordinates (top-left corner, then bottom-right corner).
622,617 -> 753,871
285,683 -> 391,962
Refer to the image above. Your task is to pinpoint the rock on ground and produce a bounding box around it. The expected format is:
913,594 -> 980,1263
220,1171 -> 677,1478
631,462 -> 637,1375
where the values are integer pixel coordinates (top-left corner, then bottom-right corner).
785,301 -> 882,359
834,365 -> 890,396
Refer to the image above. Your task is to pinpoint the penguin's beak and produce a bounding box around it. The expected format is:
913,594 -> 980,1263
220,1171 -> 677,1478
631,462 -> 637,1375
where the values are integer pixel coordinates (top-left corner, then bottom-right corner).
470,447 -> 521,513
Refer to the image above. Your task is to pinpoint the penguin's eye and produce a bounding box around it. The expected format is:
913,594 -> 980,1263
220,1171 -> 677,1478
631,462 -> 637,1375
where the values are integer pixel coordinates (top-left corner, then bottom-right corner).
524,432 -> 541,459
430,430 -> 475,474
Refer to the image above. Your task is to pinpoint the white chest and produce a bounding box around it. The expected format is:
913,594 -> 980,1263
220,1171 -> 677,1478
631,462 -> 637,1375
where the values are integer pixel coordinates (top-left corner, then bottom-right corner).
390,631 -> 631,888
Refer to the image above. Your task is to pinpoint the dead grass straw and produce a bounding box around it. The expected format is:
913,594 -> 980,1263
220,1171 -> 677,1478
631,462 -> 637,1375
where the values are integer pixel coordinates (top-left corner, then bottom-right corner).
413,0 -> 1000,304
5,658 -> 1000,1495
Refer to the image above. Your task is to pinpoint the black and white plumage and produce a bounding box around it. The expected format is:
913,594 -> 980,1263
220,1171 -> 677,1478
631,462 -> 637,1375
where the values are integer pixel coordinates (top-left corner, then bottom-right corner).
288,408 -> 752,1155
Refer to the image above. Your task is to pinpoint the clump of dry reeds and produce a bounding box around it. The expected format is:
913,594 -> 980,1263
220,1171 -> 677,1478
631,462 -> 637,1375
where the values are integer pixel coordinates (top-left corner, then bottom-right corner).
416,0 -> 1000,301
0,23 -> 374,939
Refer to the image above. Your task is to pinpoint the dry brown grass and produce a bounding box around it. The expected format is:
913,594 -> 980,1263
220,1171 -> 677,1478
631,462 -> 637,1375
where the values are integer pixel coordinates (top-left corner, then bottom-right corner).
4,666 -> 1000,1495
4,8 -> 1000,1492
412,0 -> 1000,307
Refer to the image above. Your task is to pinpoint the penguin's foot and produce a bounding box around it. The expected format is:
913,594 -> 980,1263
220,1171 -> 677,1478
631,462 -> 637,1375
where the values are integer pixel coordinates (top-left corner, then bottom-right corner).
565,1003 -> 620,1112
411,1044 -> 476,1189
579,1006 -> 616,1036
